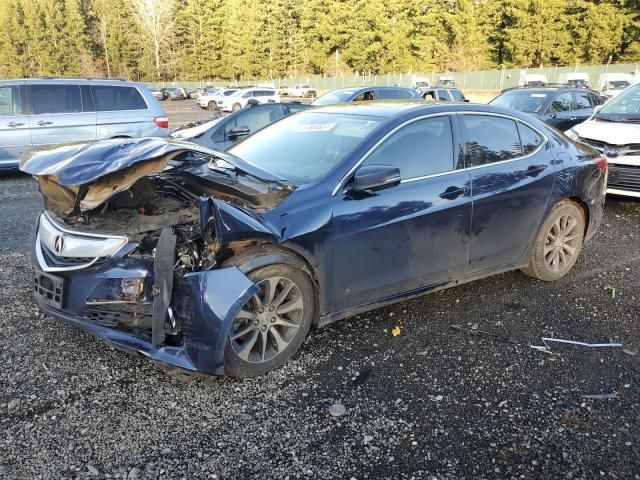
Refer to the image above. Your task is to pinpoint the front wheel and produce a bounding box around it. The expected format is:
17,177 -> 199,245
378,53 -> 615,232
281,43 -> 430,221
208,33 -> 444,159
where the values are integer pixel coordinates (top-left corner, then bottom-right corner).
521,200 -> 585,281
224,264 -> 315,377
232,103 -> 242,112
207,101 -> 216,111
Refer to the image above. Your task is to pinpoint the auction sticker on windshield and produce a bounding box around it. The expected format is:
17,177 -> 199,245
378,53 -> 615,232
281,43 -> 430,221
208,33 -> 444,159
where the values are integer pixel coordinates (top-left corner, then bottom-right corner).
296,123 -> 336,132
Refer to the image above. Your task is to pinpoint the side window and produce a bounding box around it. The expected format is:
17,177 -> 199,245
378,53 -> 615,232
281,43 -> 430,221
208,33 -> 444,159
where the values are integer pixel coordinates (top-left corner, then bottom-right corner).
363,116 -> 454,179
29,84 -> 82,114
354,90 -> 375,101
225,105 -> 284,136
92,86 -> 147,111
517,122 -> 544,155
0,85 -> 21,116
590,92 -> 603,106
574,91 -> 593,110
461,115 -> 522,167
80,85 -> 95,112
286,103 -> 308,114
437,90 -> 450,101
450,89 -> 465,101
376,89 -> 413,100
549,92 -> 573,113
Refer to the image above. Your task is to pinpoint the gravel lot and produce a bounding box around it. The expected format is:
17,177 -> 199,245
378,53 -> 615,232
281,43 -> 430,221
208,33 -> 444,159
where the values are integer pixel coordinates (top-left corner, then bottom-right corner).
0,102 -> 638,479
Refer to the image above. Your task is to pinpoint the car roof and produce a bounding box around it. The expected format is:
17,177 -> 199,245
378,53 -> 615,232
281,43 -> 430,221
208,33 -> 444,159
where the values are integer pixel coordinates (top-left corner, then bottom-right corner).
502,86 -> 597,94
309,101 -> 524,119
6,77 -> 146,86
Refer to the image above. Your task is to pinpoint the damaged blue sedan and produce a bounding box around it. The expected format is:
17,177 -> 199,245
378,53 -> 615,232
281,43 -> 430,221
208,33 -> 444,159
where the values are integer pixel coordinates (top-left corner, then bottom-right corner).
23,102 -> 607,377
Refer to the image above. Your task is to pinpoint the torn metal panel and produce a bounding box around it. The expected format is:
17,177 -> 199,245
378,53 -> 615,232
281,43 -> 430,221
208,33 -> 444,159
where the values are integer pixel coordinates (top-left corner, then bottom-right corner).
199,196 -> 279,245
181,267 -> 258,374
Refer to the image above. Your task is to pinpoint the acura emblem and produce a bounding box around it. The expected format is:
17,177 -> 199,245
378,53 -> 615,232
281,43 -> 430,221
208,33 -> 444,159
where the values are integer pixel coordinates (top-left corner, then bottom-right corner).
54,235 -> 64,254
604,146 -> 621,158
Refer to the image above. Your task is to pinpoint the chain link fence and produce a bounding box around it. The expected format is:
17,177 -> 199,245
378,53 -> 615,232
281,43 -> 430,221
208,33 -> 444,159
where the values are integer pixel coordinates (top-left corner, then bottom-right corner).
152,62 -> 640,92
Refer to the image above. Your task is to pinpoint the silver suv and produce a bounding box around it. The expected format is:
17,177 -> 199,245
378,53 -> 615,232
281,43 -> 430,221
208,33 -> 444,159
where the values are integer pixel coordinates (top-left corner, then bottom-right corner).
0,78 -> 169,170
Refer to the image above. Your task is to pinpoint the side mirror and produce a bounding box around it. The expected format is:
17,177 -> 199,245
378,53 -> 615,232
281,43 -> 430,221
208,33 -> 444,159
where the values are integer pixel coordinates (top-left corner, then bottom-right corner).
228,126 -> 250,140
350,165 -> 400,192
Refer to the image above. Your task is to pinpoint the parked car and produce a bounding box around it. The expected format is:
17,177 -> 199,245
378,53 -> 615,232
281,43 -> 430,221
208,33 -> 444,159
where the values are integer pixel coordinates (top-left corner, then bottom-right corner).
437,75 -> 456,87
147,86 -> 164,101
197,88 -> 238,110
411,75 -> 431,91
597,73 -> 633,99
277,85 -> 290,97
23,102 -> 606,377
489,86 -> 604,131
421,87 -> 468,102
0,78 -> 169,170
165,87 -> 185,100
172,102 -> 311,150
565,82 -> 640,198
290,84 -> 317,98
217,88 -> 281,112
311,86 -> 421,106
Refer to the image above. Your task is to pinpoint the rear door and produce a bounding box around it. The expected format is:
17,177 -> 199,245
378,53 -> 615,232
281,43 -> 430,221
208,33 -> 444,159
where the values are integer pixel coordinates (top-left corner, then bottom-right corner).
460,113 -> 555,273
91,85 -> 151,138
0,83 -> 30,168
27,83 -> 96,146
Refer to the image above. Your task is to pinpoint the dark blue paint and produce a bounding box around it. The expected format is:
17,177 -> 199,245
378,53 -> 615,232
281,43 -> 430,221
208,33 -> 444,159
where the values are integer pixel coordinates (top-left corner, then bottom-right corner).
28,102 -> 606,375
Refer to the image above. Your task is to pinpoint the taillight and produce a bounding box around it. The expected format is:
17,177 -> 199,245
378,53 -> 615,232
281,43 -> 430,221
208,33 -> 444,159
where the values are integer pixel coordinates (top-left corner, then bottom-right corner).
594,156 -> 607,174
153,116 -> 169,129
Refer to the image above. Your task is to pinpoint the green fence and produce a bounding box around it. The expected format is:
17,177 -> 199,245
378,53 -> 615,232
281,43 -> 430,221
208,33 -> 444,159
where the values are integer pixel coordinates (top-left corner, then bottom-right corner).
152,62 -> 640,92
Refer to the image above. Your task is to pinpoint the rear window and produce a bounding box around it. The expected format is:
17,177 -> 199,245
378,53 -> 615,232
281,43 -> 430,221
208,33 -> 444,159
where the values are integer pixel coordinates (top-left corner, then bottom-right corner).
490,91 -> 549,114
92,86 -> 147,111
450,89 -> 465,101
30,84 -> 82,114
376,89 -> 414,100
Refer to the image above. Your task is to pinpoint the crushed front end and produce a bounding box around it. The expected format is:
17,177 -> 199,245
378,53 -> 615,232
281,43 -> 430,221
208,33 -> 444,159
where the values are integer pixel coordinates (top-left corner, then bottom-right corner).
23,138 -> 295,375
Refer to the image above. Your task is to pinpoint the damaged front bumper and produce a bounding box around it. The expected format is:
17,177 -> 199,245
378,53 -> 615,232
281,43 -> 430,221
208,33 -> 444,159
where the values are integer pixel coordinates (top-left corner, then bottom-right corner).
31,213 -> 258,375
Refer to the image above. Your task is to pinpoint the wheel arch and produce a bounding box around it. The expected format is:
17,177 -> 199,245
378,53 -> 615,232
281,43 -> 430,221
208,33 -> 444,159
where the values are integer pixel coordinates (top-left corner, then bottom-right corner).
222,241 -> 321,324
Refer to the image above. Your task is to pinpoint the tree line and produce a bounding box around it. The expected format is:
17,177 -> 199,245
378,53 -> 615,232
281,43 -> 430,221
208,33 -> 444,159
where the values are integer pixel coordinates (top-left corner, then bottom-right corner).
0,0 -> 638,82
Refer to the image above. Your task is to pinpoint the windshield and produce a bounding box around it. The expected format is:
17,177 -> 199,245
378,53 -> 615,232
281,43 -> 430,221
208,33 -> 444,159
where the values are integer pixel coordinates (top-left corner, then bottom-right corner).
227,111 -> 383,184
490,91 -> 548,113
168,88 -> 180,92
311,89 -> 358,106
607,81 -> 631,90
596,83 -> 640,122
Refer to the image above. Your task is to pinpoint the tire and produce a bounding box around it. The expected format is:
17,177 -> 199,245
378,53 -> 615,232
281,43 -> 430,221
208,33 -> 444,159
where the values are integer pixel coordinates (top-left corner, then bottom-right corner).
521,200 -> 585,281
223,262 -> 315,377
232,103 -> 242,112
207,101 -> 216,111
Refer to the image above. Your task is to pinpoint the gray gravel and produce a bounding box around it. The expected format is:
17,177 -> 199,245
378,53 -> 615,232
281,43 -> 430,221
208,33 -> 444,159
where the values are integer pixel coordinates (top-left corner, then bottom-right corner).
1,109 -> 638,478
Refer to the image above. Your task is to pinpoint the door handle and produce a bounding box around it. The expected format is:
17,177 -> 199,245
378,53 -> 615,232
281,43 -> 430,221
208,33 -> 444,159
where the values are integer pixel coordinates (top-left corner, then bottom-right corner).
568,117 -> 577,121
37,120 -> 53,126
439,186 -> 469,200
6,121 -> 24,127
525,165 -> 547,177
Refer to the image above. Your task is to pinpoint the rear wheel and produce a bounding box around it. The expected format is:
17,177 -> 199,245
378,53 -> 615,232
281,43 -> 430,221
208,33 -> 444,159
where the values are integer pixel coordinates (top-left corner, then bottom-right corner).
521,200 -> 585,281
224,263 -> 314,377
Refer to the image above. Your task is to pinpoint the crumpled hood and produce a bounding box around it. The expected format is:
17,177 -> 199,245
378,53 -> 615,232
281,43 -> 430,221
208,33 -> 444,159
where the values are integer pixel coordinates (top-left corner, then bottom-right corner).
574,120 -> 640,145
20,137 -> 218,214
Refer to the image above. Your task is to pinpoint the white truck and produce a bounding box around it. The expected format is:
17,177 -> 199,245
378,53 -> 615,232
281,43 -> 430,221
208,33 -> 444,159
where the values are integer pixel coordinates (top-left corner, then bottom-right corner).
290,84 -> 317,98
597,73 -> 633,98
557,72 -> 590,87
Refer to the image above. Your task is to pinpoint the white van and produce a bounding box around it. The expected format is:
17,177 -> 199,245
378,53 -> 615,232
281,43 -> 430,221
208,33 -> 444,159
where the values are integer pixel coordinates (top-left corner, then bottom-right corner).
557,72 -> 590,87
597,73 -> 633,98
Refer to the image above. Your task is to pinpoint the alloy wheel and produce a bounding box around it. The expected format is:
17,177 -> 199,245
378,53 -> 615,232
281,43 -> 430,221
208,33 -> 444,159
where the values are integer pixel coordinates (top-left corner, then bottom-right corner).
544,213 -> 580,272
229,276 -> 304,363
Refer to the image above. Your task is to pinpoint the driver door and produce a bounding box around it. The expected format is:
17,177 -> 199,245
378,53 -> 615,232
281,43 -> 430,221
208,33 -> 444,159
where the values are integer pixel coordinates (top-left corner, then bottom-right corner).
330,114 -> 472,313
